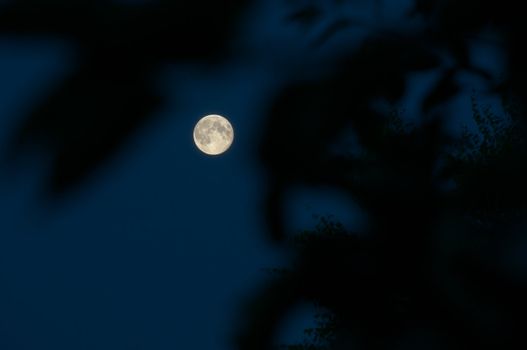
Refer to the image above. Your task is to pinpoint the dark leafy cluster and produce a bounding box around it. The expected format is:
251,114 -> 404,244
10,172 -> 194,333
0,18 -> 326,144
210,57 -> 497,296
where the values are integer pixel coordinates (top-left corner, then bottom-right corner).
237,1 -> 527,350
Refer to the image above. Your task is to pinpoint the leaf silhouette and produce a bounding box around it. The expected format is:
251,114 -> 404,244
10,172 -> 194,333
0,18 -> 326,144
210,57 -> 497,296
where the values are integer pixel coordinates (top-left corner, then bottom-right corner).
310,18 -> 351,48
285,5 -> 322,29
421,68 -> 459,114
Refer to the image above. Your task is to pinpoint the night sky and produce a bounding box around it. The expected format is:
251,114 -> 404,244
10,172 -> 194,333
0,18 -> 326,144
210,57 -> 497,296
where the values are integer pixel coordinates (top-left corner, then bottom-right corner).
0,33 -> 286,350
0,1 -> 517,350
0,2 -> 344,348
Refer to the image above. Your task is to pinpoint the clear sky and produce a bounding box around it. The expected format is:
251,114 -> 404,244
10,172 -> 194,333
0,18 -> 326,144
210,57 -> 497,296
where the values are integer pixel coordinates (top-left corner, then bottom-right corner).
0,1 -> 507,349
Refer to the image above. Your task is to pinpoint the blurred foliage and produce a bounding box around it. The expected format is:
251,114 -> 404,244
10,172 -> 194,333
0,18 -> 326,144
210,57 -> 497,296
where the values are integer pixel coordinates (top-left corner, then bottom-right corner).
236,1 -> 527,350
277,92 -> 526,348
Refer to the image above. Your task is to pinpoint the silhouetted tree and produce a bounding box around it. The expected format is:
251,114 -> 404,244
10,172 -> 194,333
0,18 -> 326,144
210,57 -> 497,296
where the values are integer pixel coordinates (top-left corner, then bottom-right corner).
235,1 -> 527,350
273,93 -> 526,349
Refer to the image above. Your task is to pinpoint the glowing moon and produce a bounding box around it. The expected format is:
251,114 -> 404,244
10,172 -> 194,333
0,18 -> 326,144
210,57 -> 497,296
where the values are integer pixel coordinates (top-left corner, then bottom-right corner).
193,114 -> 234,155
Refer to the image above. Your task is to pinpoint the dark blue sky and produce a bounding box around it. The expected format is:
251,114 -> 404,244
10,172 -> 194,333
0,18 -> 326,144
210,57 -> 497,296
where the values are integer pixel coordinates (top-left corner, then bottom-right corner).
0,1 -> 507,349
0,38 -> 291,349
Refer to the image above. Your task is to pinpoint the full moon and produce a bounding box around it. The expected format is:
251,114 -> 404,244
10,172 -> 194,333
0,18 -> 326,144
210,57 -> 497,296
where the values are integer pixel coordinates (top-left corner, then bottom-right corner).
193,114 -> 234,155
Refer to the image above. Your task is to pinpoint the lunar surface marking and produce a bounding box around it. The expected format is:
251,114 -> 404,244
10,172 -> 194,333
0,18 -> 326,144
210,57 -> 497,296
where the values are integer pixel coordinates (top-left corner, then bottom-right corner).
193,115 -> 234,155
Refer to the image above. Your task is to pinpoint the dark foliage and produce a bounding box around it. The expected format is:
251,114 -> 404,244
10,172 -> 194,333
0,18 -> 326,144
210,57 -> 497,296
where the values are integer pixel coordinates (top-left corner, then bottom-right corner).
237,1 -> 527,350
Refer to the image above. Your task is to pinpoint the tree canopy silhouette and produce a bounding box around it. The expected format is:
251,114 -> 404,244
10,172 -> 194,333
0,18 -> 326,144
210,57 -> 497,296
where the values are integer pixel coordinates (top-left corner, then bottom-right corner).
234,1 -> 527,350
